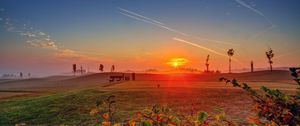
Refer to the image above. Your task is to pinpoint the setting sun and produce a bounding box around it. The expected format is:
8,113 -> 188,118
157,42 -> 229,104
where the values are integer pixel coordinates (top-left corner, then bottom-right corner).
167,58 -> 188,68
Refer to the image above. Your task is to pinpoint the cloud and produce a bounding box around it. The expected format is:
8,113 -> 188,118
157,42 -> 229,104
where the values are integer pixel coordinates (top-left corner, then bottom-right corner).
0,9 -> 108,65
0,15 -> 60,50
38,31 -> 46,36
166,58 -> 189,67
26,39 -> 58,49
55,49 -> 103,62
21,32 -> 36,37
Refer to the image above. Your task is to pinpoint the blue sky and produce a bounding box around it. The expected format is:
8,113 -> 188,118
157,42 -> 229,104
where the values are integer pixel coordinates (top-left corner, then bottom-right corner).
0,0 -> 300,76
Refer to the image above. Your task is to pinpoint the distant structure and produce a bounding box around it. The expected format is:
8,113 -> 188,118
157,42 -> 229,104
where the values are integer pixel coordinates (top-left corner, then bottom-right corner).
111,65 -> 115,72
28,73 -> 31,78
1,74 -> 17,79
99,64 -> 104,72
72,64 -> 77,76
80,66 -> 83,75
109,73 -> 130,82
20,72 -> 23,79
75,69 -> 86,75
227,48 -> 235,73
205,55 -> 210,72
72,64 -> 86,75
131,72 -> 135,81
251,61 -> 254,72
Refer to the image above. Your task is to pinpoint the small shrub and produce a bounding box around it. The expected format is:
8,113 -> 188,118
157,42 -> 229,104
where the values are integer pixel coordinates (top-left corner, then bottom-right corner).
90,96 -> 237,126
220,67 -> 300,125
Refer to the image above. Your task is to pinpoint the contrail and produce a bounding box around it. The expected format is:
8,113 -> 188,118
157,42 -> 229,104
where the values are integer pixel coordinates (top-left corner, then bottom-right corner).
173,37 -> 228,58
195,36 -> 237,46
252,25 -> 275,38
118,10 -> 188,36
117,8 -> 237,46
235,0 -> 272,25
118,7 -> 165,25
234,0 -> 275,38
173,37 -> 245,67
273,50 -> 298,60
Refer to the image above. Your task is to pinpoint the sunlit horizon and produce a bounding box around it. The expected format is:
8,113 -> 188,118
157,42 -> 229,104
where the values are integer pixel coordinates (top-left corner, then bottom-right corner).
0,0 -> 299,77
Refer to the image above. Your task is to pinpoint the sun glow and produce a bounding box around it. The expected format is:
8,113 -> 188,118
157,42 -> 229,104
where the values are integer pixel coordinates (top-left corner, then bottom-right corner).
167,58 -> 188,68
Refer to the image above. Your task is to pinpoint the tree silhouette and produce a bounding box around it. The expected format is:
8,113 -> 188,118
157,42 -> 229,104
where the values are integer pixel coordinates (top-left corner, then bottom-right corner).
266,48 -> 274,71
99,64 -> 104,72
20,72 -> 23,79
111,65 -> 115,72
227,49 -> 234,73
205,55 -> 210,72
72,64 -> 77,76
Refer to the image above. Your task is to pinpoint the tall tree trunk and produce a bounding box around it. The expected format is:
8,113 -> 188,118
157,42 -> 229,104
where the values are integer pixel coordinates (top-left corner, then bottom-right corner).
229,57 -> 231,73
206,65 -> 209,72
270,64 -> 273,71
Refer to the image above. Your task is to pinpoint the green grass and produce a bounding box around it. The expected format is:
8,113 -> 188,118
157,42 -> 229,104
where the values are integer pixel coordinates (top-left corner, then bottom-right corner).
0,89 -> 110,125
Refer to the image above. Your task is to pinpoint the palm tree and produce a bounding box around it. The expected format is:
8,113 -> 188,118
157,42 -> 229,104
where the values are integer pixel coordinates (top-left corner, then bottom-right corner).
266,48 -> 274,71
227,49 -> 234,73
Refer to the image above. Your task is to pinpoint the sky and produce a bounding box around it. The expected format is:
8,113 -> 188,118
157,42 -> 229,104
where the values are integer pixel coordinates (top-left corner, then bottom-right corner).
0,0 -> 299,76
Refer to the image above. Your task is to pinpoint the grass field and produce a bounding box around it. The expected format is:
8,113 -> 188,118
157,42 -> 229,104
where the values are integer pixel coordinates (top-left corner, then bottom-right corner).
0,70 -> 298,125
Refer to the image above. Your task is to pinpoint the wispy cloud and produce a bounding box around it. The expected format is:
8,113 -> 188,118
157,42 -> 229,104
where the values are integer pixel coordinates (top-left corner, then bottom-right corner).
26,39 -> 57,49
0,9 -> 105,63
0,14 -> 59,50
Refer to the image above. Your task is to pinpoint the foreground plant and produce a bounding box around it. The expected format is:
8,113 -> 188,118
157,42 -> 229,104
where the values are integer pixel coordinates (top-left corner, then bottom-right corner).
124,105 -> 236,126
220,67 -> 300,126
90,96 -> 236,126
90,95 -> 117,125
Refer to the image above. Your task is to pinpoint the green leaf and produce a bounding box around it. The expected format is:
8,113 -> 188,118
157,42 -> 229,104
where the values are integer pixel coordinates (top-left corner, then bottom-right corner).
142,121 -> 152,126
198,112 -> 208,123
